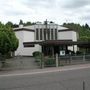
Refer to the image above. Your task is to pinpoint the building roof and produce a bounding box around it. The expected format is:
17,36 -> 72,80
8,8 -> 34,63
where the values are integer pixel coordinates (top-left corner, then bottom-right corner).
13,24 -> 77,32
13,28 -> 35,32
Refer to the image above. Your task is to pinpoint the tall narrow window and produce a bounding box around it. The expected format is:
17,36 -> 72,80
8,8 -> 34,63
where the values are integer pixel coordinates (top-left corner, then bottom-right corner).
55,29 -> 57,40
47,29 -> 50,40
40,29 -> 42,40
36,28 -> 39,40
44,29 -> 46,40
51,29 -> 53,40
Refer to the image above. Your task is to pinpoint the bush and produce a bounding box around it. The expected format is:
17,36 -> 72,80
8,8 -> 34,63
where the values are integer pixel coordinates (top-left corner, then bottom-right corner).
33,51 -> 42,62
33,51 -> 41,57
44,57 -> 55,67
76,51 -> 82,55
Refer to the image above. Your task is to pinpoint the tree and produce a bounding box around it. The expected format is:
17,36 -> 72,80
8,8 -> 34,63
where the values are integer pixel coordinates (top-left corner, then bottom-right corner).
0,22 -> 19,67
0,31 -> 11,55
13,24 -> 19,28
6,21 -> 13,28
19,19 -> 23,25
84,23 -> 89,29
5,24 -> 19,57
24,22 -> 32,26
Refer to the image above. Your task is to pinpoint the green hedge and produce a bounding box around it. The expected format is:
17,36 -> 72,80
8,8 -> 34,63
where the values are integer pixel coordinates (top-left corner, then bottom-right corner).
44,58 -> 55,67
33,51 -> 42,57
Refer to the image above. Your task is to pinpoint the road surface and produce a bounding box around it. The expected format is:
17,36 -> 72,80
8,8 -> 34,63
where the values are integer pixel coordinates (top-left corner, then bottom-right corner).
0,68 -> 90,90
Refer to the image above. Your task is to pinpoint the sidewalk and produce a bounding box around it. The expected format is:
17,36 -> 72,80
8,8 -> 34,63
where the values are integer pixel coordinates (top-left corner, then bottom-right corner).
0,63 -> 90,77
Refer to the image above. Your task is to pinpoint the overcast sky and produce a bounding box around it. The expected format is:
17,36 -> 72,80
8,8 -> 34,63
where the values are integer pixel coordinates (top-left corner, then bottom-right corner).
0,0 -> 90,25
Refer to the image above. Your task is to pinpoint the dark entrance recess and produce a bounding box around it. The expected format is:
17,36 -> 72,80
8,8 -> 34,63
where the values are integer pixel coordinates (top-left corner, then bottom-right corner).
42,45 -> 68,56
42,46 -> 60,56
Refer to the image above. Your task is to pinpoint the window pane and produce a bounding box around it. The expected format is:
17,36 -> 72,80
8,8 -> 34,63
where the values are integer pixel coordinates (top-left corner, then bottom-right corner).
55,29 -> 57,40
51,29 -> 53,40
44,29 -> 46,40
47,29 -> 50,40
40,29 -> 42,40
36,28 -> 39,40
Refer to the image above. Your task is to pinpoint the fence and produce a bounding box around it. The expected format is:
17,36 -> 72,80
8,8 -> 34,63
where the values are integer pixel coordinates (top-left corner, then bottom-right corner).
39,54 -> 90,67
0,54 -> 90,70
59,54 -> 90,65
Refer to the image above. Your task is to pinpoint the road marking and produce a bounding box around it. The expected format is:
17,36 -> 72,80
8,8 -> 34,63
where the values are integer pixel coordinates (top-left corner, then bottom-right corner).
0,65 -> 90,77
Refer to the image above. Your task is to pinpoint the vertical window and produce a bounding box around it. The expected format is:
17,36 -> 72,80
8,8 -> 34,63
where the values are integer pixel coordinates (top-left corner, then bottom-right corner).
55,29 -> 57,40
51,29 -> 53,40
44,29 -> 46,40
47,29 -> 50,40
40,29 -> 42,40
36,28 -> 39,40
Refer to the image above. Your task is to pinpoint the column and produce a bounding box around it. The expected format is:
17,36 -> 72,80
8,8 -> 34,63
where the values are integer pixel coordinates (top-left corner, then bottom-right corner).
39,28 -> 40,40
53,29 -> 55,40
34,25 -> 36,41
50,27 -> 51,40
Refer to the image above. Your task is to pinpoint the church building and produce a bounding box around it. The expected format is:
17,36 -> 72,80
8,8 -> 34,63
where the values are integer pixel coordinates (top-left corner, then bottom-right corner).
14,21 -> 78,56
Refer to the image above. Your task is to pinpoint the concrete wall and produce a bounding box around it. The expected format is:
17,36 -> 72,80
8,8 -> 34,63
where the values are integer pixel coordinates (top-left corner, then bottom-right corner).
21,45 -> 41,56
58,31 -> 75,41
58,31 -> 78,52
15,31 -> 24,56
15,30 -> 41,56
23,31 -> 34,42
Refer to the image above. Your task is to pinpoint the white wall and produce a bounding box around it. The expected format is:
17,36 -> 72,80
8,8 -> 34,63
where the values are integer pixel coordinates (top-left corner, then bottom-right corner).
58,31 -> 72,40
23,31 -> 34,42
22,45 -> 41,56
58,31 -> 77,52
15,30 -> 41,56
15,31 -> 24,56
72,31 -> 77,41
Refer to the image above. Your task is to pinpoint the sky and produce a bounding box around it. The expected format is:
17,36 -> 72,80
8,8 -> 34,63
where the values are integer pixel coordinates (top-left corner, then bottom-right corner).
0,0 -> 90,25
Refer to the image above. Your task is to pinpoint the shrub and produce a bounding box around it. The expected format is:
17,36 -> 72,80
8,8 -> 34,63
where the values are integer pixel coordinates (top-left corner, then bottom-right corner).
44,57 -> 55,67
33,51 -> 42,62
76,51 -> 82,55
33,51 -> 41,57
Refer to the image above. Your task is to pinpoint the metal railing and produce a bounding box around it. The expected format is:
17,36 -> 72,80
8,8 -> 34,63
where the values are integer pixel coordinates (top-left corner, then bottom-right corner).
39,54 -> 90,67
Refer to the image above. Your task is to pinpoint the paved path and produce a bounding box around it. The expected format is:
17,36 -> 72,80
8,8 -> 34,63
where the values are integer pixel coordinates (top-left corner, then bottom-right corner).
0,57 -> 39,70
0,63 -> 90,77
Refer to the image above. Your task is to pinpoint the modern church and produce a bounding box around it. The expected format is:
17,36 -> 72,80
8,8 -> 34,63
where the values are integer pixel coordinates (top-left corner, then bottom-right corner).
14,21 -> 79,56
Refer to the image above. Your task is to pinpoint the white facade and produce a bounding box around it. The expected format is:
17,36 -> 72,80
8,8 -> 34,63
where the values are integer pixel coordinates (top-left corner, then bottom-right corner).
14,23 -> 78,56
58,31 -> 78,52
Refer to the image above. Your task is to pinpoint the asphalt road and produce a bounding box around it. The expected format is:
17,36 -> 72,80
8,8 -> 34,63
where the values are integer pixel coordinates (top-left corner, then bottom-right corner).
0,68 -> 90,90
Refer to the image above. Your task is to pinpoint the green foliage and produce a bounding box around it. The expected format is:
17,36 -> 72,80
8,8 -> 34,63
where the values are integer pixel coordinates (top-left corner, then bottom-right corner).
33,51 -> 41,57
44,58 -> 55,66
0,22 -> 19,56
6,21 -> 13,28
0,31 -> 11,55
33,51 -> 42,62
19,19 -> 23,25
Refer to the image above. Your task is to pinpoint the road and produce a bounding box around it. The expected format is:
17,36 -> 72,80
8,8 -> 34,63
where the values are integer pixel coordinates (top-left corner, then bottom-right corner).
0,68 -> 90,90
